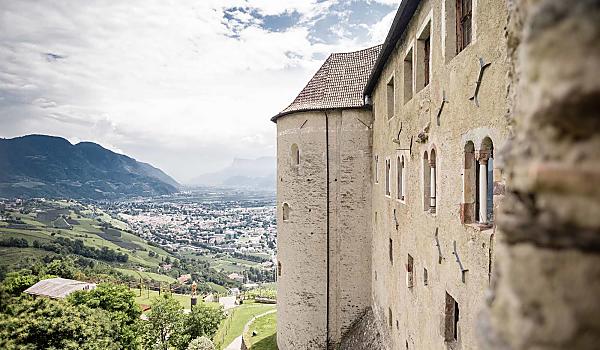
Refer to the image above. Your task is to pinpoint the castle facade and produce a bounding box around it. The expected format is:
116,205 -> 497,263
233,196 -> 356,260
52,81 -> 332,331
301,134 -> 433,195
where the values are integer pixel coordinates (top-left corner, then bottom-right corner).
273,0 -> 510,348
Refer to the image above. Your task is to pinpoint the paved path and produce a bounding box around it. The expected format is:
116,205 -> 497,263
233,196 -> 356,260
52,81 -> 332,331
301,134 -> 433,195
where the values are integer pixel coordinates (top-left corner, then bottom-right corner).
224,309 -> 277,350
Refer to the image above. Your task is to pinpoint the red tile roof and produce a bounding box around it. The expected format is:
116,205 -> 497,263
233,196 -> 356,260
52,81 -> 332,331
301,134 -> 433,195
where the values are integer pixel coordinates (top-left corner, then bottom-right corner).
272,45 -> 382,122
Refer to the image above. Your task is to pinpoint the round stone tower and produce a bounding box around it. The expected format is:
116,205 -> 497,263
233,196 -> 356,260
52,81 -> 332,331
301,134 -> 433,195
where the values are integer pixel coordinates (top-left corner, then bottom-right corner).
271,45 -> 381,350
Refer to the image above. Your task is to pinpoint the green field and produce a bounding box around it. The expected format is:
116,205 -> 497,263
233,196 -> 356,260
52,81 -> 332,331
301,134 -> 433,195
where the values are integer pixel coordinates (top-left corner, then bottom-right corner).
244,312 -> 277,350
0,202 -> 175,270
213,302 -> 277,349
133,288 -> 191,308
116,268 -> 177,283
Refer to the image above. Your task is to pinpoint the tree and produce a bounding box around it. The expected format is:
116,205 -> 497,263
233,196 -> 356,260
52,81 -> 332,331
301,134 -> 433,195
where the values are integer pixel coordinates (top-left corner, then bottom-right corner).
143,294 -> 185,350
44,258 -> 77,279
186,337 -> 215,350
0,297 -> 120,350
68,283 -> 141,349
185,303 -> 225,341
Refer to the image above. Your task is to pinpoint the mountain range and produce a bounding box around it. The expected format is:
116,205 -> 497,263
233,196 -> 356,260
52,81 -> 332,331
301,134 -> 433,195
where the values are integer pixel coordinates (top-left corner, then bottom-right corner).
189,156 -> 275,189
0,135 -> 180,199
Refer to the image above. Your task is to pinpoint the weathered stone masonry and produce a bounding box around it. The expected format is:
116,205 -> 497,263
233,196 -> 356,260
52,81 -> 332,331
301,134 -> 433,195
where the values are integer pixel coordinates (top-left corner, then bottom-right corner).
272,0 -> 600,349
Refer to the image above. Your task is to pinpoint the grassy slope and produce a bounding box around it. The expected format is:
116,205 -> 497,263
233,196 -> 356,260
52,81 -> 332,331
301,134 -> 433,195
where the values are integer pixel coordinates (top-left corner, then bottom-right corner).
0,204 -> 176,281
244,312 -> 277,350
213,302 -> 277,349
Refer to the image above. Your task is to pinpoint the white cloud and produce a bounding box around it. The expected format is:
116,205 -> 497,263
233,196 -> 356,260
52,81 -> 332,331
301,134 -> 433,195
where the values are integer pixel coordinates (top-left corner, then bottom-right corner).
0,0 -> 395,182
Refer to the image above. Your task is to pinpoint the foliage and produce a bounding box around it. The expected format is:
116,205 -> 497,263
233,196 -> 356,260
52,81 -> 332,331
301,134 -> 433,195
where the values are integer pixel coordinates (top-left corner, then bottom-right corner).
68,283 -> 142,349
33,237 -> 128,262
186,337 -> 215,350
0,237 -> 29,248
185,303 -> 225,340
0,296 -> 121,350
45,258 -> 77,279
142,294 -> 186,350
244,288 -> 277,301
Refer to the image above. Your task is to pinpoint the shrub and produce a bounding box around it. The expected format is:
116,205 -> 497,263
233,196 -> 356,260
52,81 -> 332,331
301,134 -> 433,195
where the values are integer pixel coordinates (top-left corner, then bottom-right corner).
187,337 -> 215,350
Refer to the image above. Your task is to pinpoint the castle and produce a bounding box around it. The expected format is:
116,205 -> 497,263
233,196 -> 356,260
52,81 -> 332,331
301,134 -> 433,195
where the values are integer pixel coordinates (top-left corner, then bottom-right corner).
272,0 -> 600,349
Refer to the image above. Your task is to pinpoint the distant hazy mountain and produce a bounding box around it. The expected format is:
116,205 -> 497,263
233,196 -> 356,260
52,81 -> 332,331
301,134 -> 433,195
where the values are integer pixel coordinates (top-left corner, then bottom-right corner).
0,135 -> 180,199
190,157 -> 275,189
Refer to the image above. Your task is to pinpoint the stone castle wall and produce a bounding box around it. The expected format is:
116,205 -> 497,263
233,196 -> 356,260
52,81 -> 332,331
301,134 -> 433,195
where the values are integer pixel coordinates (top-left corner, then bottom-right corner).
276,109 -> 373,349
479,0 -> 600,349
368,0 -> 510,348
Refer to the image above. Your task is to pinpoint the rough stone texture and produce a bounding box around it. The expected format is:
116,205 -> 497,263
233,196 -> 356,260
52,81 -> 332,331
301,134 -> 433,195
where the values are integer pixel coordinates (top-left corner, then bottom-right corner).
478,0 -> 600,349
339,308 -> 387,350
368,0 -> 509,348
276,108 -> 373,350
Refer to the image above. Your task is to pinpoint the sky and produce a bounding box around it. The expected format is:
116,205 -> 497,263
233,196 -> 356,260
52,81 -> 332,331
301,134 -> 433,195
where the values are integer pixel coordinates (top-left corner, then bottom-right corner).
0,0 -> 399,183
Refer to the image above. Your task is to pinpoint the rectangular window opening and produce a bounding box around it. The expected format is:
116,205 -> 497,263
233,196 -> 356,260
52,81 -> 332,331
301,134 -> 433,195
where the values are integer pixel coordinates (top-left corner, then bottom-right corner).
417,21 -> 431,90
424,267 -> 428,286
389,238 -> 394,264
445,292 -> 460,342
457,0 -> 472,53
403,48 -> 414,103
387,76 -> 395,119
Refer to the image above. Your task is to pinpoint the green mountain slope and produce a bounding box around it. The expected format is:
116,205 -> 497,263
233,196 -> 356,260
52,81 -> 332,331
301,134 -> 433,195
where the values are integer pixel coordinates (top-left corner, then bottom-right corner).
0,135 -> 180,199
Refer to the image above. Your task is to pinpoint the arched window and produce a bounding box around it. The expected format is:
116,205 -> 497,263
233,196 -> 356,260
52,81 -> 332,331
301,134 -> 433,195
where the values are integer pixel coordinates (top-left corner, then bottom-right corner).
291,144 -> 299,166
397,155 -> 405,201
282,203 -> 290,221
476,138 -> 494,224
462,141 -> 476,223
423,151 -> 431,211
429,149 -> 437,213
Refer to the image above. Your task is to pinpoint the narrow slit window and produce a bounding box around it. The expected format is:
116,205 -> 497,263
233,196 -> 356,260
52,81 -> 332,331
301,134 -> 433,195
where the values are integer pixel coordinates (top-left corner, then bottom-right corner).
291,144 -> 300,166
423,268 -> 428,286
403,48 -> 414,102
278,261 -> 282,276
387,76 -> 395,119
282,203 -> 290,221
423,152 -> 431,211
375,155 -> 379,183
406,254 -> 414,288
385,158 -> 391,196
397,155 -> 405,201
389,238 -> 393,264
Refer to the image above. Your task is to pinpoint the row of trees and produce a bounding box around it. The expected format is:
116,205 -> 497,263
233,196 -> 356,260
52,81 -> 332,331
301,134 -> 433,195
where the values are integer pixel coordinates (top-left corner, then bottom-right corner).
33,237 -> 129,262
0,262 -> 225,350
